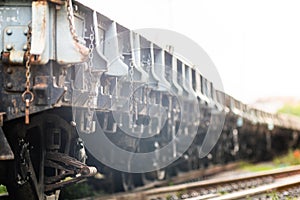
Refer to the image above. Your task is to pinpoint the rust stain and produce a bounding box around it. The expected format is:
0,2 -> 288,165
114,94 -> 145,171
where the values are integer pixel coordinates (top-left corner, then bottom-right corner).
1,52 -> 10,64
34,1 -> 47,5
75,42 -> 89,61
30,54 -> 42,64
34,83 -> 47,89
47,0 -> 64,5
34,76 -> 48,88
41,3 -> 47,45
11,99 -> 19,115
31,1 -> 48,65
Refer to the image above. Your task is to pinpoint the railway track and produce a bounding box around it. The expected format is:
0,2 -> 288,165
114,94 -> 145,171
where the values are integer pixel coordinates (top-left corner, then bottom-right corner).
134,163 -> 239,192
97,165 -> 300,200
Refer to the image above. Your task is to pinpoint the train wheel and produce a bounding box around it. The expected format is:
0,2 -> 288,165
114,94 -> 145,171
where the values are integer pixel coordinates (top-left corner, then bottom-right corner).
4,118 -> 46,200
4,112 -> 79,200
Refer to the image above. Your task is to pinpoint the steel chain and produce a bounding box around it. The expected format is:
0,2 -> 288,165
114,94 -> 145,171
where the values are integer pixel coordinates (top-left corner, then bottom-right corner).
85,26 -> 96,133
145,56 -> 151,115
88,27 -> 95,68
21,25 -> 34,124
129,61 -> 136,127
67,0 -> 95,133
24,26 -> 32,96
66,0 -> 79,43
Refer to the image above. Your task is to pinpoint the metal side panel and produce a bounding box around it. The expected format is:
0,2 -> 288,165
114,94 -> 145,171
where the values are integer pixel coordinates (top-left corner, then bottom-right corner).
130,32 -> 149,82
30,1 -> 50,64
104,21 -> 128,76
0,127 -> 14,160
56,1 -> 89,64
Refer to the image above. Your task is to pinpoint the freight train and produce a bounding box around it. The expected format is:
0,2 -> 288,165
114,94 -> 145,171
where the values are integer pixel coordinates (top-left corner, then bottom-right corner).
1,0 -> 300,199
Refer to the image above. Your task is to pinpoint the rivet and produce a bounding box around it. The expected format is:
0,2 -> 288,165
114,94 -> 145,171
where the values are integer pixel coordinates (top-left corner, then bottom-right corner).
24,28 -> 28,36
23,44 -> 28,51
6,44 -> 12,51
6,82 -> 13,89
6,29 -> 12,35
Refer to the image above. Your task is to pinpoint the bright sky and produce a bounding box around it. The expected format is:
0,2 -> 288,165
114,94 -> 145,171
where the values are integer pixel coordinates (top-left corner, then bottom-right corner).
80,0 -> 300,103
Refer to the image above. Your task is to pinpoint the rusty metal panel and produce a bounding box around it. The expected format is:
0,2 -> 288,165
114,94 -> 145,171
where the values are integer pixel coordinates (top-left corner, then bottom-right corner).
2,62 -> 27,92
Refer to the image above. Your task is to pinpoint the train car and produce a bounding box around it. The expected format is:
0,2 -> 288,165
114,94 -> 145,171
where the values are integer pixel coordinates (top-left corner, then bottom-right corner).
1,1 -> 300,199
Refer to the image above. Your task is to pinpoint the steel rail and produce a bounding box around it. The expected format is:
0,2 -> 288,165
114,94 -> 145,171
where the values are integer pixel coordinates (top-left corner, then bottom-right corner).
96,165 -> 300,200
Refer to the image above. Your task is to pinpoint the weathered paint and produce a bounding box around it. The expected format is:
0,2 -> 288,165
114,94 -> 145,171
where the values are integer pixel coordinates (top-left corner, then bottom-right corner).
31,1 -> 50,64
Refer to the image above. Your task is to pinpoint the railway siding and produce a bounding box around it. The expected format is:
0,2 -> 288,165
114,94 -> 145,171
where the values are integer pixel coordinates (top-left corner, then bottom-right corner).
97,165 -> 300,200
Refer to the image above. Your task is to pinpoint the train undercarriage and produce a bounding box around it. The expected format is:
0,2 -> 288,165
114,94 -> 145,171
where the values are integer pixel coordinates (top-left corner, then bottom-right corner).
1,1 -> 300,199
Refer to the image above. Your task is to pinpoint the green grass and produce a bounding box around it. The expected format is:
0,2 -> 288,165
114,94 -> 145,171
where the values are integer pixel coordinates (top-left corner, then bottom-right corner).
239,149 -> 300,172
0,185 -> 7,194
278,103 -> 300,117
273,149 -> 300,166
176,190 -> 187,198
59,181 -> 95,200
267,191 -> 298,200
267,191 -> 280,200
239,161 -> 277,172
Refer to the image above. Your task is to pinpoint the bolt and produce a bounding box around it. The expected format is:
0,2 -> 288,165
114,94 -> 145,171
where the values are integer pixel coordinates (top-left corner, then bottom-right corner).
24,28 -> 28,36
6,68 -> 12,74
6,44 -> 13,51
6,29 -> 12,35
23,44 -> 28,51
70,121 -> 77,126
6,82 -> 13,89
